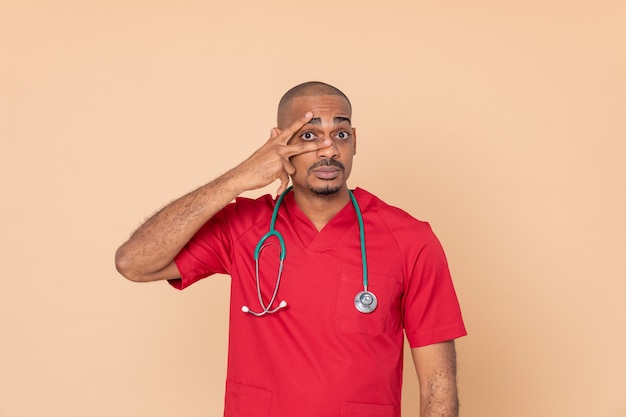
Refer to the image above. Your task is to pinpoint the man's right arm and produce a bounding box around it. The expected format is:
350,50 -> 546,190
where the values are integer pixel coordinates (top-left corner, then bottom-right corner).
114,171 -> 247,282
115,112 -> 327,283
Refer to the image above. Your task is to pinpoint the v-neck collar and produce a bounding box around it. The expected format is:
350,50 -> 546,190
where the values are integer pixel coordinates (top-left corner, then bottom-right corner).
280,188 -> 372,252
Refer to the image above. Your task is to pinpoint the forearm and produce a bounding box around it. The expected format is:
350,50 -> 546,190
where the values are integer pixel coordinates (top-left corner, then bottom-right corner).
412,342 -> 459,417
115,170 -> 246,282
419,377 -> 459,417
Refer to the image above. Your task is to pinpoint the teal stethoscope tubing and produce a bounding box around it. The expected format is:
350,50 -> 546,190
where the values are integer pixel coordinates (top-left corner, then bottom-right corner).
243,186 -> 377,316
348,189 -> 369,291
253,186 -> 290,262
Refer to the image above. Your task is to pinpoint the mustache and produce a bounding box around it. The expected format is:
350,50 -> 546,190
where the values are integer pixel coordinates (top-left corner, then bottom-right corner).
307,159 -> 345,175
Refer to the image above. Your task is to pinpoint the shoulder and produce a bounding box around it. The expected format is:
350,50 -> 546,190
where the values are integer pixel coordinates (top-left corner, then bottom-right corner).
221,193 -> 276,222
353,187 -> 443,256
354,188 -> 450,271
231,193 -> 275,211
354,188 -> 431,232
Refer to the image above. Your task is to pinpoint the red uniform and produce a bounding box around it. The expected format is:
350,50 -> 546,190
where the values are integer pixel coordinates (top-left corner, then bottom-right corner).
171,188 -> 466,417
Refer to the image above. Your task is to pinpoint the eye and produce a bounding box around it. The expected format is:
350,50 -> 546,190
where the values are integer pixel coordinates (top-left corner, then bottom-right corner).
335,130 -> 350,140
300,131 -> 317,141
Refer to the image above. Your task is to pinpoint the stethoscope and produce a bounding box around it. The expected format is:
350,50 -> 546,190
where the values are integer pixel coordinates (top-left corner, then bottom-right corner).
241,186 -> 378,317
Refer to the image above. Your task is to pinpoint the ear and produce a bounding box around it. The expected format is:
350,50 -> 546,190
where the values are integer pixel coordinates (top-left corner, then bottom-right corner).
352,127 -> 357,155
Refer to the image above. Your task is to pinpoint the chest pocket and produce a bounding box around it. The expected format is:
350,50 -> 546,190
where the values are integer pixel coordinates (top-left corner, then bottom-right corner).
335,270 -> 401,336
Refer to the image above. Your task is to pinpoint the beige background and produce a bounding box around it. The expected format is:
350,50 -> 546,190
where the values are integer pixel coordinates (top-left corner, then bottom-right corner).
1,1 -> 625,416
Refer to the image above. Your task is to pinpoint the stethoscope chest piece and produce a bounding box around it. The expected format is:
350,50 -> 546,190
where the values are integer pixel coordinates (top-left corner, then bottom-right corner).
354,290 -> 378,314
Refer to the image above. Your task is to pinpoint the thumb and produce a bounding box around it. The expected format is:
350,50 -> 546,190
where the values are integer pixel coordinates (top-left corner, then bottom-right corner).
276,172 -> 290,196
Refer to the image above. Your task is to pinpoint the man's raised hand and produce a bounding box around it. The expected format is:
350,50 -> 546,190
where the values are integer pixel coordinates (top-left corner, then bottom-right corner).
232,112 -> 331,195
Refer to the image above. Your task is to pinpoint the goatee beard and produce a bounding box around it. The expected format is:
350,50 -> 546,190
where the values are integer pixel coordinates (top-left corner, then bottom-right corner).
309,184 -> 341,196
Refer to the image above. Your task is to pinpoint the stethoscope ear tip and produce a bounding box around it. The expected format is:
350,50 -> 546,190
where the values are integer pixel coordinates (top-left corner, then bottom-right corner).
241,301 -> 286,316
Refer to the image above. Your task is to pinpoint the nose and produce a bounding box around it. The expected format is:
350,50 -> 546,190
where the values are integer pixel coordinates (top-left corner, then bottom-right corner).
317,135 -> 338,159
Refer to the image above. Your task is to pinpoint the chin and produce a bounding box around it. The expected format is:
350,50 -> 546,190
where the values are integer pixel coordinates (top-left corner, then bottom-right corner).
308,183 -> 342,196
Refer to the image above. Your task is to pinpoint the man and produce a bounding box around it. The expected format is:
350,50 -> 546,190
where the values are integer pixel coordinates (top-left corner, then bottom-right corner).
116,81 -> 466,416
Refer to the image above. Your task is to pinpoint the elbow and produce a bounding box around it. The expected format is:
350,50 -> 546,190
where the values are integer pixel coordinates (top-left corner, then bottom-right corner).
115,246 -> 144,282
115,245 -> 175,283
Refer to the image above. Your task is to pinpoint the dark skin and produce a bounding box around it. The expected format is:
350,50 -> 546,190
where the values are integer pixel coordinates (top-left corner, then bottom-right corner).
277,94 -> 356,229
115,109 -> 326,282
115,93 -> 459,417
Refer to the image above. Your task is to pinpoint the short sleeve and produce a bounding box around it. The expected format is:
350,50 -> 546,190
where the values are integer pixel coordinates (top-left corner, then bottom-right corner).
168,206 -> 233,290
403,224 -> 467,348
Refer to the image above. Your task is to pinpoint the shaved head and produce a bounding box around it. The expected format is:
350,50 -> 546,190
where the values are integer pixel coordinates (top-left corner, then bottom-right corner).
277,81 -> 352,128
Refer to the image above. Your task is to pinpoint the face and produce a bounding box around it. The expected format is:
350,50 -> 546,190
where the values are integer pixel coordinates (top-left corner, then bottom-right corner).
281,95 -> 356,196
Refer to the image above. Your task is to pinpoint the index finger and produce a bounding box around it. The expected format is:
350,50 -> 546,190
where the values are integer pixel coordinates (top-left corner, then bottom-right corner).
281,137 -> 332,159
273,112 -> 314,145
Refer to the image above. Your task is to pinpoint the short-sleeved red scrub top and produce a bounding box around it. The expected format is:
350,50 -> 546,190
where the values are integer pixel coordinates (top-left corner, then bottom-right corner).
171,188 -> 466,417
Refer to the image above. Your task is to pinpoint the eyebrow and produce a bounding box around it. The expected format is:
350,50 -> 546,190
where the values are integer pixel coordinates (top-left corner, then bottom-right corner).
308,116 -> 352,126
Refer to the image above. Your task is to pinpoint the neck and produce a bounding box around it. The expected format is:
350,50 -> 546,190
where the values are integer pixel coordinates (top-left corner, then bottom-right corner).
292,185 -> 351,231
